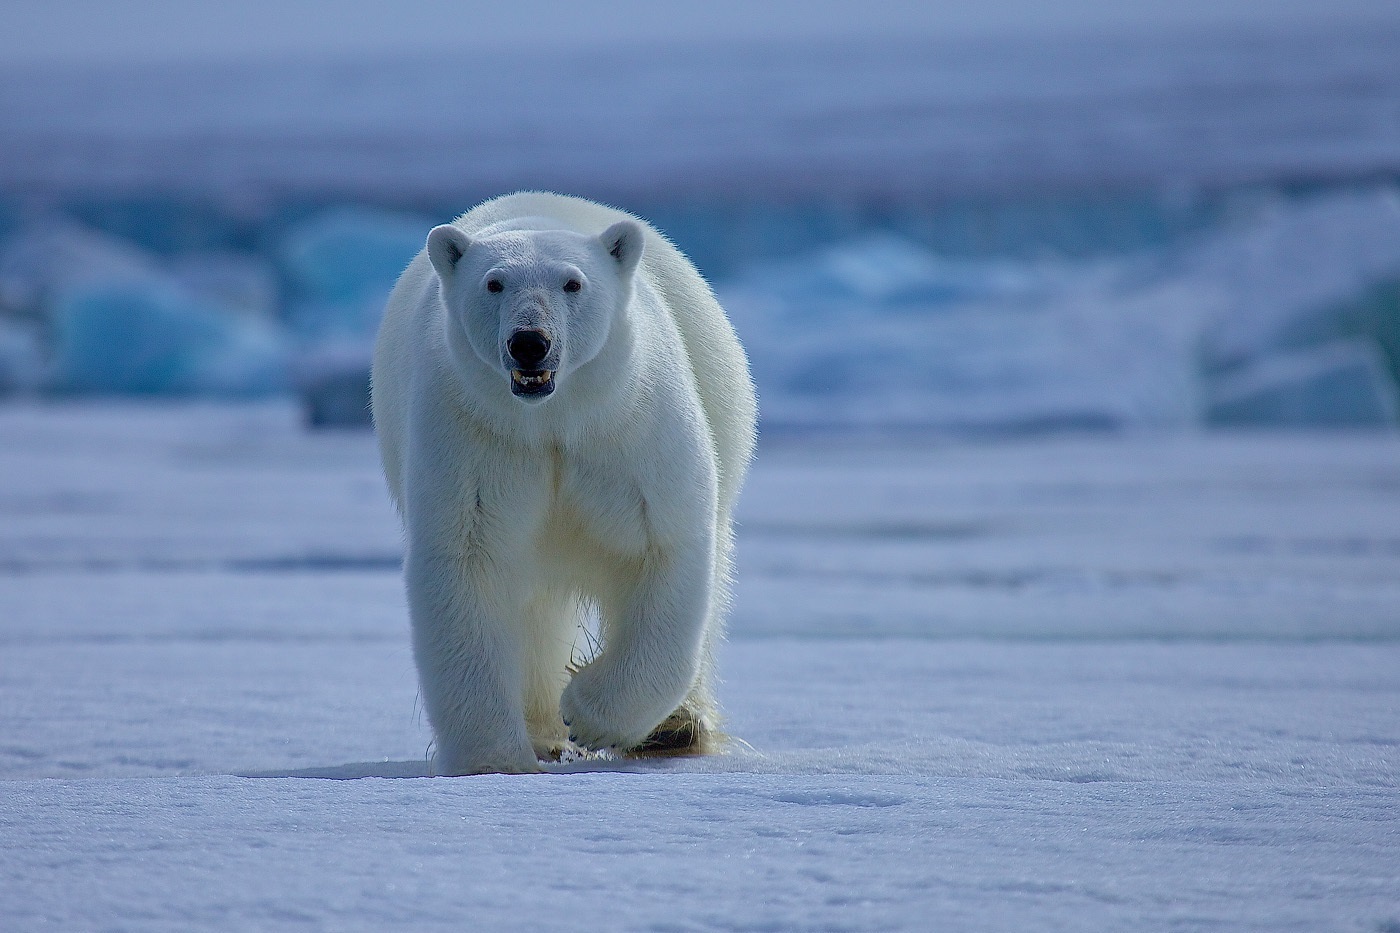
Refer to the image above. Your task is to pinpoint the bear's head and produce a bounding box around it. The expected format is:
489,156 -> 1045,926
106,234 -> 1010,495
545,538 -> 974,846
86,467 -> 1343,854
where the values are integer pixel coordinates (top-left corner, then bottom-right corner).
426,219 -> 644,404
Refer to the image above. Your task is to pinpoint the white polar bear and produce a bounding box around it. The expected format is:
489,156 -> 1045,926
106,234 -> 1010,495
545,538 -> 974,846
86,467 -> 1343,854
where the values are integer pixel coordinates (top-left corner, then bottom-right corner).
372,192 -> 757,774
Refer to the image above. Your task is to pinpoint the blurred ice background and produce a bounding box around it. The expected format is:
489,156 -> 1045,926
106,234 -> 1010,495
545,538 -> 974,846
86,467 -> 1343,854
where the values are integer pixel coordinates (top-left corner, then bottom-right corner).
3,2 -> 1399,431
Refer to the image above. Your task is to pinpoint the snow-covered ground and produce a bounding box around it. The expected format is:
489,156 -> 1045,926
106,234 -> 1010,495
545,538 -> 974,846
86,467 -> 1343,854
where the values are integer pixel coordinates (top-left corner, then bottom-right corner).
2,403 -> 1398,930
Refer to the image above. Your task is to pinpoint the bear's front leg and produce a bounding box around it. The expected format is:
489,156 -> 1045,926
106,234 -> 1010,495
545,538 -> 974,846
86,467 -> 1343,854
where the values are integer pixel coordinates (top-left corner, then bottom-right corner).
560,535 -> 714,752
406,546 -> 541,775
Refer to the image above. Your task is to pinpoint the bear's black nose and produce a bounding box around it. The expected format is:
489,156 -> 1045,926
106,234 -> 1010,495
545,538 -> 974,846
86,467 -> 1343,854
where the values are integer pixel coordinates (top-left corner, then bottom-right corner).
507,330 -> 551,368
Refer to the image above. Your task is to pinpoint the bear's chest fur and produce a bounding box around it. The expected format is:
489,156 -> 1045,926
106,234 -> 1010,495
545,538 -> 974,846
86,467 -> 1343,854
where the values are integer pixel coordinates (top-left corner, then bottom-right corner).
458,434 -> 652,579
538,443 -> 651,561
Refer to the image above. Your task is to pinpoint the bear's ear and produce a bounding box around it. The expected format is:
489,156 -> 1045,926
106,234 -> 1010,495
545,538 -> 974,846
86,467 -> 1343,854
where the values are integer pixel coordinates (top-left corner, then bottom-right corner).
426,224 -> 472,280
599,220 -> 644,278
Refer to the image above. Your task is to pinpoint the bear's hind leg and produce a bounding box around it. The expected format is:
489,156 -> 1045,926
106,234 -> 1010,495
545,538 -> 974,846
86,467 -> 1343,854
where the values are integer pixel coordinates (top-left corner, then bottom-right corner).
626,705 -> 716,757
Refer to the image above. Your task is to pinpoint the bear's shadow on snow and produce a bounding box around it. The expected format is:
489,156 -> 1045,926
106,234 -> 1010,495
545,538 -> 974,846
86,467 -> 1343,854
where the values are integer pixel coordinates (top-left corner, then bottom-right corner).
237,757 -> 725,780
238,760 -> 437,780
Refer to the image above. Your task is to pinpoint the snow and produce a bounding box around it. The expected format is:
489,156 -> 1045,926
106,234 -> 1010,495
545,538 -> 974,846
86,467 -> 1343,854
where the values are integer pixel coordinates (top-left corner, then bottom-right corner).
4,17 -> 1398,925
2,403 -> 1398,930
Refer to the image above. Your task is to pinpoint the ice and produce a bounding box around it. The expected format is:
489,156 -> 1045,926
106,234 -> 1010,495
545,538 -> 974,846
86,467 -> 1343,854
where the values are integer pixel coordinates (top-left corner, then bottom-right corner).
50,282 -> 288,396
724,187 -> 1400,432
168,250 -> 281,321
6,190 -> 1400,421
278,207 -> 432,341
0,321 -> 43,394
1206,340 -> 1400,427
272,206 -> 426,423
0,209 -> 417,403
292,341 -> 374,428
0,219 -> 292,397
276,209 -> 429,413
740,233 -> 1045,310
0,218 -> 160,313
0,403 -> 1398,929
725,247 -> 1185,431
1195,188 -> 1400,370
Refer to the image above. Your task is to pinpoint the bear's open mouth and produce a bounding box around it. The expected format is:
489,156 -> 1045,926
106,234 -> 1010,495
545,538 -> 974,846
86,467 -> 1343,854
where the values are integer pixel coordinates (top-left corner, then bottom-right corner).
510,368 -> 555,398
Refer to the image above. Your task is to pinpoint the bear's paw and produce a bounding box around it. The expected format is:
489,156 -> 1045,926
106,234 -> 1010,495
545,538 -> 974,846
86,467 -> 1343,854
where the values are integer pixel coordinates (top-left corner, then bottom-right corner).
559,662 -> 680,753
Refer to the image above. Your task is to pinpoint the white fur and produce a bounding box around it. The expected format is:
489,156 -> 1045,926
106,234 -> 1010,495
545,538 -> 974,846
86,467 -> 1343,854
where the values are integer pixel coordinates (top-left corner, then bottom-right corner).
372,192 -> 757,774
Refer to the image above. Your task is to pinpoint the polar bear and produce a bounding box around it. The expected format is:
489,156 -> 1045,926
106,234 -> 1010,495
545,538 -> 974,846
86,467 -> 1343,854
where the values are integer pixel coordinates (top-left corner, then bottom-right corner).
372,192 -> 757,774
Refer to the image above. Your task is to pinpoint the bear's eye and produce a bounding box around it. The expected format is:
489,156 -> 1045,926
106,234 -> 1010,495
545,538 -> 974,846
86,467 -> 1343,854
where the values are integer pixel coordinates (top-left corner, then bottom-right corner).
486,279 -> 504,294
563,279 -> 582,293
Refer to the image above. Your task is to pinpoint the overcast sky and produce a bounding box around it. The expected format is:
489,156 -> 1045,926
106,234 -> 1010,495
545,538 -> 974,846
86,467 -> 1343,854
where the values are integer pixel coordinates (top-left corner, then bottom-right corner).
5,0 -> 1400,66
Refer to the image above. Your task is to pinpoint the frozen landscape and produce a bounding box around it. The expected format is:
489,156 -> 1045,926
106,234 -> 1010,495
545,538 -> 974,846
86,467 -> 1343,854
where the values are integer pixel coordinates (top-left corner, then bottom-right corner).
4,25 -> 1400,432
3,11 -> 1400,930
1,403 -> 1398,930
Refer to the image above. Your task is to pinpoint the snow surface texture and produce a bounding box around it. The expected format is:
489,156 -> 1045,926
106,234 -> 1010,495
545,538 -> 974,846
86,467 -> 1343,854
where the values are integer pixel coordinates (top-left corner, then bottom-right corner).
2,404 -> 1398,931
